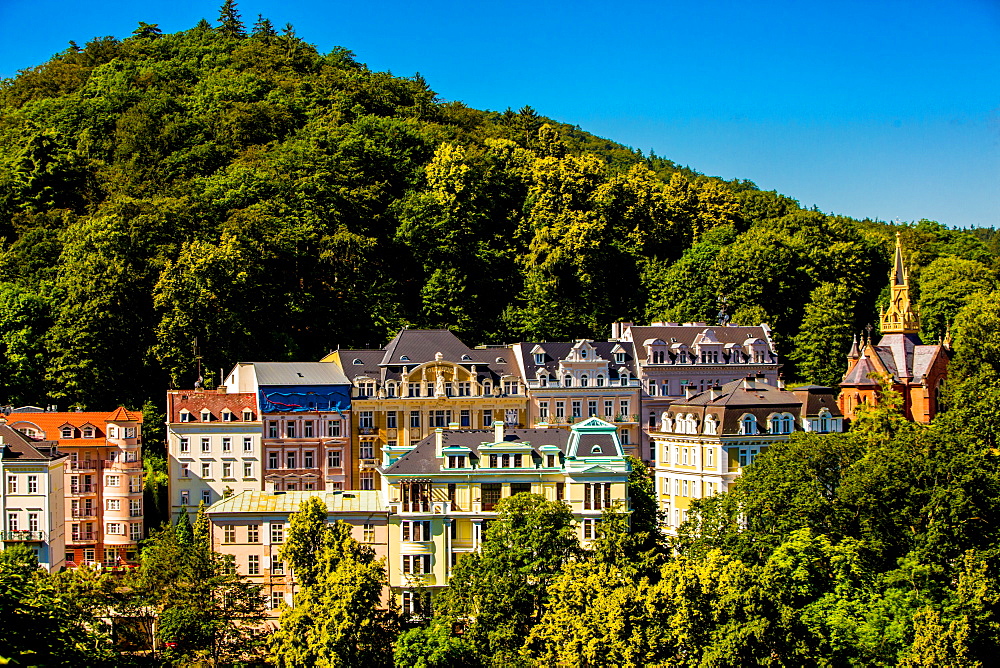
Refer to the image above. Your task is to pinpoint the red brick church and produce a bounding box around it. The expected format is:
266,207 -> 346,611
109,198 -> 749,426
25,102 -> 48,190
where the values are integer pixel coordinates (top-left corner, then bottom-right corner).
838,233 -> 950,424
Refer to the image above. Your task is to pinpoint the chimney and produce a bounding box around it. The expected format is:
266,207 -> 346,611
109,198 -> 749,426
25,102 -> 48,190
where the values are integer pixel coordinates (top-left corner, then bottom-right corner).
743,376 -> 754,390
755,373 -> 768,385
709,385 -> 722,401
493,420 -> 504,443
435,428 -> 444,457
684,386 -> 697,399
777,376 -> 786,390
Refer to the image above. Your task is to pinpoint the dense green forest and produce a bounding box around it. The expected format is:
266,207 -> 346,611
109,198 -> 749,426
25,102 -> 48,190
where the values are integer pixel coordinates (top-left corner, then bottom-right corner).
0,7 -> 997,411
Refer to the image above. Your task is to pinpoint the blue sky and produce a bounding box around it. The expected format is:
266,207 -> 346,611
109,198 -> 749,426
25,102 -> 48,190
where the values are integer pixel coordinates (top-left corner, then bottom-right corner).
2,0 -> 997,227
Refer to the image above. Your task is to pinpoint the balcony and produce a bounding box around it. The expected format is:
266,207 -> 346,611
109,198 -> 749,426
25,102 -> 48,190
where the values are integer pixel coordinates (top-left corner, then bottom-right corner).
71,509 -> 98,518
69,531 -> 99,543
2,530 -> 47,541
359,459 -> 378,469
105,460 -> 142,471
358,427 -> 377,436
70,485 -> 96,495
68,461 -> 101,472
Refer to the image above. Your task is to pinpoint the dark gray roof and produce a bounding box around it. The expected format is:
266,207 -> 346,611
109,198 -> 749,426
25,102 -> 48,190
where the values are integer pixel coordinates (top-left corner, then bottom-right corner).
625,325 -> 775,363
339,350 -> 384,381
381,329 -> 476,366
0,425 -> 66,462
252,362 -> 350,386
673,378 -> 800,408
383,429 -> 572,475
511,341 -> 637,379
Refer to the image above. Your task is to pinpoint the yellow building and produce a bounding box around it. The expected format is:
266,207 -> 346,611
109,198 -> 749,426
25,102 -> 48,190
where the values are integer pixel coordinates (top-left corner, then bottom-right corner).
324,329 -> 529,491
380,418 -> 631,613
653,377 -> 843,530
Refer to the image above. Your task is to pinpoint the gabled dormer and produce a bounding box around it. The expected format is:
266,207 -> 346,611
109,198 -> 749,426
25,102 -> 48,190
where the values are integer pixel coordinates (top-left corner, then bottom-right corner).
610,343 -> 627,365
643,338 -> 667,364
58,423 -> 76,439
530,344 -> 548,366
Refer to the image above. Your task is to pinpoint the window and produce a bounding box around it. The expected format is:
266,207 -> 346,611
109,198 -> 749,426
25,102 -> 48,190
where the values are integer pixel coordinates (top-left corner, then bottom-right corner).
360,443 -> 375,459
180,411 -> 191,423
82,426 -> 95,438
546,454 -> 557,468
268,452 -> 278,469
448,483 -> 459,511
130,498 -> 142,517
304,451 -> 314,468
582,518 -> 598,540
458,381 -> 471,396
739,446 -> 761,467
482,483 -> 502,511
27,475 -> 37,494
360,471 -> 374,490
707,449 -> 714,467
619,400 -> 630,420
222,410 -> 234,422
511,482 -> 530,495
327,421 -> 342,437
741,414 -> 758,435
482,410 -> 493,426
222,437 -> 232,453
534,352 -> 545,364
555,402 -> 565,419
202,490 -> 212,505
564,374 -> 573,387
589,401 -> 598,417
385,382 -> 397,398
410,411 -> 421,429
243,410 -> 253,421
327,450 -> 341,468
604,400 -> 613,418
358,381 -> 375,398
572,401 -> 582,418
271,592 -> 284,609
359,411 -> 374,429
201,437 -> 211,453
584,483 -> 613,510
363,524 -> 375,543
504,380 -> 518,395
303,420 -> 314,438
61,426 -> 74,439
247,555 -> 260,575
286,422 -> 296,438
106,475 -> 120,487
538,402 -> 549,420
7,512 -> 17,531
107,522 -> 123,535
200,463 -> 210,479
272,559 -> 285,574
243,437 -> 253,452
240,461 -> 251,478
247,525 -> 260,543
180,490 -> 190,506
386,411 -> 398,429
401,554 -> 432,575
402,520 -> 432,541
180,437 -> 190,453
448,455 -> 466,469
270,523 -> 284,544
223,525 -> 236,543
223,462 -> 233,478
130,522 -> 142,541
268,421 -> 278,438
408,382 -> 419,398
106,499 -> 121,511
460,409 -> 471,427
286,452 -> 297,469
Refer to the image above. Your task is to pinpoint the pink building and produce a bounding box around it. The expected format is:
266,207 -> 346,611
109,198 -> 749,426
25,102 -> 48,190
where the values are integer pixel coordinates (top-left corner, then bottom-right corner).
6,407 -> 144,567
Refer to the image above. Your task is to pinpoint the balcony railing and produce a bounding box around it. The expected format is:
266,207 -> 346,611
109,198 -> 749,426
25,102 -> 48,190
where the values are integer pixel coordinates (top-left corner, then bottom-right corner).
69,531 -> 99,542
105,460 -> 142,470
71,510 -> 97,518
357,427 -> 376,435
70,485 -> 96,495
68,461 -> 101,471
2,530 -> 46,541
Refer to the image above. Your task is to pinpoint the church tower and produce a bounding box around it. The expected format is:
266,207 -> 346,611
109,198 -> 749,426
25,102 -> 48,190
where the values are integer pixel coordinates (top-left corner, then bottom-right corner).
879,232 -> 920,335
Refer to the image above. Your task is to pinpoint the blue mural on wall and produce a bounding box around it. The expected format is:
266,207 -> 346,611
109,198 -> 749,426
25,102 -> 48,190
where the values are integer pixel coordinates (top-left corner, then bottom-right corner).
258,385 -> 351,413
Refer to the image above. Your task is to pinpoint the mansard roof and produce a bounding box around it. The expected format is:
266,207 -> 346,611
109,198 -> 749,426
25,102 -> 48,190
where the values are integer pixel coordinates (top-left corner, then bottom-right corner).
383,428 -> 573,475
0,424 -> 66,462
623,324 -> 775,363
512,340 -> 637,378
669,378 -> 800,408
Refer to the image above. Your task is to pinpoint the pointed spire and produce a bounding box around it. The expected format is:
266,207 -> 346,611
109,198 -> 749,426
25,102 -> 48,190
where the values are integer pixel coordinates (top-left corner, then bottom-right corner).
892,231 -> 907,286
848,334 -> 860,360
943,324 -> 953,351
880,232 -> 920,335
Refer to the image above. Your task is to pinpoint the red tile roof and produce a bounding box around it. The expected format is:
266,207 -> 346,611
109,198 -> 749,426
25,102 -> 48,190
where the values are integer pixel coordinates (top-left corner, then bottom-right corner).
167,392 -> 258,423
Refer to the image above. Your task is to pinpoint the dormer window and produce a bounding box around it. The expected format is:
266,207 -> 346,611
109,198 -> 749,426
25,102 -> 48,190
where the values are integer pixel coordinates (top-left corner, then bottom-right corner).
596,375 -> 605,387
242,410 -> 253,421
60,426 -> 74,439
400,355 -> 410,362
447,455 -> 466,469
534,353 -> 545,365
179,410 -> 192,423
82,426 -> 95,439
580,349 -> 588,359
221,410 -> 235,422
201,410 -> 212,422
495,357 -> 506,364
563,374 -> 573,387
580,374 -> 589,387
741,414 -> 758,435
461,354 -> 472,361
591,445 -> 602,454
620,373 -> 629,387
353,358 -> 363,365
614,352 -> 625,364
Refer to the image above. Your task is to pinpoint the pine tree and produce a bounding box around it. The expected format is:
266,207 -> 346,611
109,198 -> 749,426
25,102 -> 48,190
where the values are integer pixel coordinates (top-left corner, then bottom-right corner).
252,14 -> 277,38
789,282 -> 856,386
217,0 -> 245,38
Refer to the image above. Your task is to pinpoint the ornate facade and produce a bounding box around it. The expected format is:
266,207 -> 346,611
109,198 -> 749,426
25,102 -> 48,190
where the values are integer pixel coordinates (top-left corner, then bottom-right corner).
838,234 -> 950,424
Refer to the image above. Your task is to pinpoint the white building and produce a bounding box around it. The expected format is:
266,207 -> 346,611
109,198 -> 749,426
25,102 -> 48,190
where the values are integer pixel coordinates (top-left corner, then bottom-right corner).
0,422 -> 69,572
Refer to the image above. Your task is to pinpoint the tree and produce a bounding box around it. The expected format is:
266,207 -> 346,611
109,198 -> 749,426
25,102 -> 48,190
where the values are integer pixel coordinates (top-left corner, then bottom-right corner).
916,256 -> 994,343
394,620 -> 480,668
279,495 -> 330,587
271,519 -> 397,667
131,22 -> 162,39
435,493 -> 578,663
217,0 -> 246,38
252,14 -> 277,38
789,282 -> 856,386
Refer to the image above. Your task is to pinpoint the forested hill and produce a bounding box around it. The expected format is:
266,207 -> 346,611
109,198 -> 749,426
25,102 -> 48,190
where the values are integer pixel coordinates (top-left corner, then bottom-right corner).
0,12 -> 996,409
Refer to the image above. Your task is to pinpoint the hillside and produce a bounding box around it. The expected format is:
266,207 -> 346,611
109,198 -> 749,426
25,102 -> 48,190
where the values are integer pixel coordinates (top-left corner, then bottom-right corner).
0,13 -> 995,408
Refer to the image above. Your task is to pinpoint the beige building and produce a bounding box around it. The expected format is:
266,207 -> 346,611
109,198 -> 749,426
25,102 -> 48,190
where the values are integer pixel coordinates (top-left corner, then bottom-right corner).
205,490 -> 388,619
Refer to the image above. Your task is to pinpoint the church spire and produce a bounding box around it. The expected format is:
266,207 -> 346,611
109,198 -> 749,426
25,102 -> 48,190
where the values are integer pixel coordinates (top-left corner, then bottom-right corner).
879,232 -> 920,334
847,334 -> 860,360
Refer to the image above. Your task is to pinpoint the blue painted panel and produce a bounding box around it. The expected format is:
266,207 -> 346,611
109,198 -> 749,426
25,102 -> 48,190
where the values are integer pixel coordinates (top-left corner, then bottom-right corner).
258,385 -> 351,413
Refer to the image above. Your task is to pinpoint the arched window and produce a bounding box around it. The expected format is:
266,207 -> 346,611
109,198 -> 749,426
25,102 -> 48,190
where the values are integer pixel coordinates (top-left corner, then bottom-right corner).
580,375 -> 589,387
687,414 -> 699,435
769,414 -> 782,434
819,410 -> 830,433
704,415 -> 718,435
564,374 -> 573,387
620,373 -> 629,387
537,372 -> 548,387
661,412 -> 673,432
596,375 -> 605,387
742,414 -> 758,435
